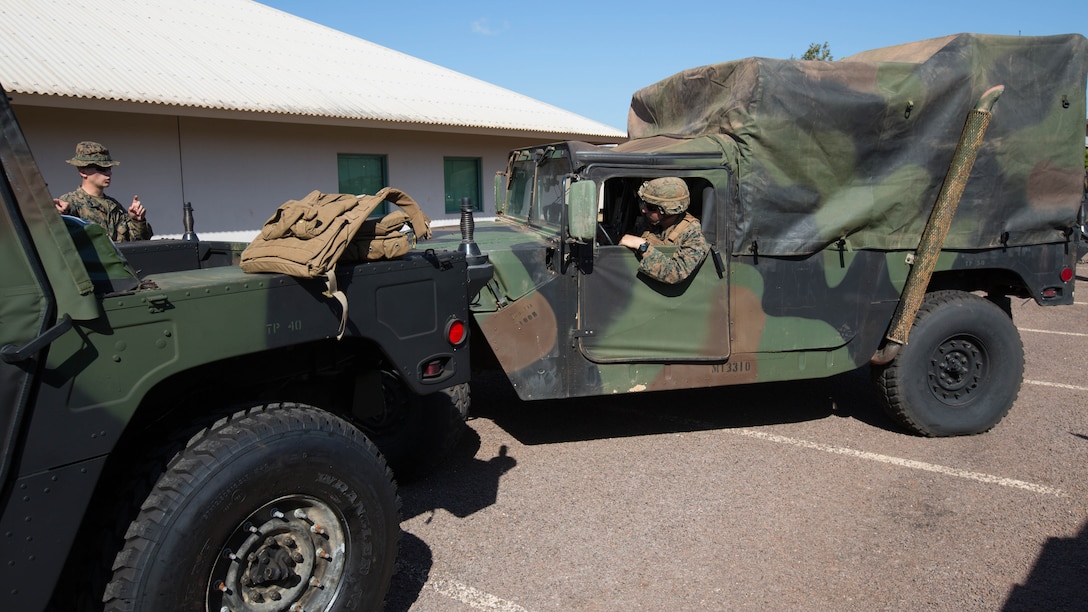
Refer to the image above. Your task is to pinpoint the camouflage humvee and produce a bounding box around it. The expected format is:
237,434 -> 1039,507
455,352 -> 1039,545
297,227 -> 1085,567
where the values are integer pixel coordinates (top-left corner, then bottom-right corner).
433,33 -> 1088,437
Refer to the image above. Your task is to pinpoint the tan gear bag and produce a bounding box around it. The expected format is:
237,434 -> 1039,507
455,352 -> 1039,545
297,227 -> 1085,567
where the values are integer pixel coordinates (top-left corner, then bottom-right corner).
240,187 -> 432,338
240,187 -> 431,277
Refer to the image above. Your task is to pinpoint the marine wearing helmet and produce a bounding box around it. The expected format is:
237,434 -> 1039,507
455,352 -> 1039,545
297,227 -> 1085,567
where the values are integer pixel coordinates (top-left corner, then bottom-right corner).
619,177 -> 709,284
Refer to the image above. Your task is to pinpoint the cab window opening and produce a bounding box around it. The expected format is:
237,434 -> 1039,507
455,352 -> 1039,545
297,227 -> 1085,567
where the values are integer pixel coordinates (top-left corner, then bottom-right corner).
599,176 -> 709,243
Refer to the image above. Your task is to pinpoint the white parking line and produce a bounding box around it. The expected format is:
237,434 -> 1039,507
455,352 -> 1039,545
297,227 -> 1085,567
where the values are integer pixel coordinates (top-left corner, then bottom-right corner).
617,406 -> 1069,498
399,566 -> 531,611
731,428 -> 1067,497
428,575 -> 531,611
1025,379 -> 1088,392
1019,327 -> 1088,337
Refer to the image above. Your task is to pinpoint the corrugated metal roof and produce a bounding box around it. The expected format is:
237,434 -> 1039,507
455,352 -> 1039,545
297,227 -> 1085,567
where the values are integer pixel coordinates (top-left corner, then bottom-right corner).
0,0 -> 626,139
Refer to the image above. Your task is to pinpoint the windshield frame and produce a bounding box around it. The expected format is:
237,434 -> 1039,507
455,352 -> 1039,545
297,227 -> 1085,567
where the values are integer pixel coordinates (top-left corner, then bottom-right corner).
502,145 -> 572,229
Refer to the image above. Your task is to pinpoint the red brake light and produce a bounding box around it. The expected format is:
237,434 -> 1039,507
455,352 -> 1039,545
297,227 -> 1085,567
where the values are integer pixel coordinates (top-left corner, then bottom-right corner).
447,320 -> 467,346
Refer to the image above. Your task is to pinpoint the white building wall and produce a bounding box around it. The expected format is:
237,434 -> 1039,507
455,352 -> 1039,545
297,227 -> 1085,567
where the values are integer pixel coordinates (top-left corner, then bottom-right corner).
15,105 -> 538,236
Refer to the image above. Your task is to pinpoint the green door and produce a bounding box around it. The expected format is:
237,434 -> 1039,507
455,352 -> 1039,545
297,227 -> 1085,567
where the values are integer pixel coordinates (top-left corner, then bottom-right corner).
577,175 -> 730,363
444,157 -> 482,213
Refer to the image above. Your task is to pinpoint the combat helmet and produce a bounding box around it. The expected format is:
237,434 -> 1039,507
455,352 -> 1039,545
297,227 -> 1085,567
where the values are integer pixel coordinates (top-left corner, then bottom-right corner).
638,177 -> 689,215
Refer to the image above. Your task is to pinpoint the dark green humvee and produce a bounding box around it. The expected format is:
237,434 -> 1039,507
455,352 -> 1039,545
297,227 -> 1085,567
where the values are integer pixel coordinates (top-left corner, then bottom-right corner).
433,33 -> 1087,438
0,86 -> 479,609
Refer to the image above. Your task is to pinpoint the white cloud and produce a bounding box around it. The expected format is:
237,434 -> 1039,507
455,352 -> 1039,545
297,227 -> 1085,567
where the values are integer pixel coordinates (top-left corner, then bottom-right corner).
470,18 -> 508,36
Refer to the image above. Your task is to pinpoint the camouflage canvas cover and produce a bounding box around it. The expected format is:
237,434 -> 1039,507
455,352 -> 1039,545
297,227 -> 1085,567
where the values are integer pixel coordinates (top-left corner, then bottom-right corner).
626,33 -> 1088,256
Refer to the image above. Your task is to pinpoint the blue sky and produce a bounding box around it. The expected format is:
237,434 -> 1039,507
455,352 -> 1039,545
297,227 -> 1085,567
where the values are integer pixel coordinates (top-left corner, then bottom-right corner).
258,1 -> 1088,131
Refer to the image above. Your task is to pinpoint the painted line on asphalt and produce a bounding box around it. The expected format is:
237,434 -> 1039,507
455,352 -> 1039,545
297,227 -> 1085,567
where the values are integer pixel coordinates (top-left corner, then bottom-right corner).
731,428 -> 1067,497
429,576 -> 531,611
1019,327 -> 1088,338
617,406 -> 1069,498
1025,379 -> 1088,392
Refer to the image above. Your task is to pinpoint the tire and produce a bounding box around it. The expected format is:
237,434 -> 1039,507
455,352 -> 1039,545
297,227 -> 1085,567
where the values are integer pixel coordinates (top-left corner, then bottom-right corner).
360,375 -> 470,481
872,290 -> 1024,437
102,403 -> 399,612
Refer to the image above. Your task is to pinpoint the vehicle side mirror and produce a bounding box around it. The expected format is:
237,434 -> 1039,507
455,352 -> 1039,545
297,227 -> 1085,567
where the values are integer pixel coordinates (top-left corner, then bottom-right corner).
567,179 -> 596,241
493,172 -> 506,215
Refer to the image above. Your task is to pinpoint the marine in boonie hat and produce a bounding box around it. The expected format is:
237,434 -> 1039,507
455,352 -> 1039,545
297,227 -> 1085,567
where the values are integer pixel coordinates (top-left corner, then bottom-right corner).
66,141 -> 120,167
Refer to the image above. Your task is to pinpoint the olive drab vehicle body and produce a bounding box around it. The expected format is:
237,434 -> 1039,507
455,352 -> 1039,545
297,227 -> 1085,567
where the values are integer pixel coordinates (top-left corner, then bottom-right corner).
430,33 -> 1087,436
0,83 -> 481,609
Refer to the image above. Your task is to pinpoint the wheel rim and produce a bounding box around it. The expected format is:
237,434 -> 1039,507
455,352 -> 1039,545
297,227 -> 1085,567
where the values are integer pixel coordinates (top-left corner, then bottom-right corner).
927,335 -> 987,407
208,495 -> 347,611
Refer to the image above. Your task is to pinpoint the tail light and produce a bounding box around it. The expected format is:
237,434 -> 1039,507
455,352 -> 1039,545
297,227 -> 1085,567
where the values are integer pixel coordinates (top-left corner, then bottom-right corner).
446,319 -> 467,346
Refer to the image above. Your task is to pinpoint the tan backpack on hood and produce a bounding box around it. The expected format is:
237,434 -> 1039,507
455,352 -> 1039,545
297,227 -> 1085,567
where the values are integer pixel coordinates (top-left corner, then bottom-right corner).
240,187 -> 432,337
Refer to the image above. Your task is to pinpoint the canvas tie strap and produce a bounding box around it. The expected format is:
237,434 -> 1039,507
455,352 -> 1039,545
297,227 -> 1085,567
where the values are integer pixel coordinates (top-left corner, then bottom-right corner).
324,268 -> 349,340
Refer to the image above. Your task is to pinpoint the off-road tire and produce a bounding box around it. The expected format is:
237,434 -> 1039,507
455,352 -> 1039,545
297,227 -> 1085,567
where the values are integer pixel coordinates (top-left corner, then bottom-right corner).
361,377 -> 470,481
102,403 -> 399,612
872,290 -> 1024,436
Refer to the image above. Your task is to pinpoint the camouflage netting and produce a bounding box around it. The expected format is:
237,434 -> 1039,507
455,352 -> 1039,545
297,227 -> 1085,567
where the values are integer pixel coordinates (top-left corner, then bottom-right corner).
626,33 -> 1088,256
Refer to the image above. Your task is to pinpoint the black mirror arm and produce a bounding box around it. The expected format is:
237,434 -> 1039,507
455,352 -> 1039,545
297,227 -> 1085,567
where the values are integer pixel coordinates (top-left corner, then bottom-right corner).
1,314 -> 73,364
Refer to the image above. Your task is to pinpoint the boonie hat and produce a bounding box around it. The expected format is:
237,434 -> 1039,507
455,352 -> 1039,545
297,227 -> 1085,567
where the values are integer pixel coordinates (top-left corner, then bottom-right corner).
66,141 -> 120,167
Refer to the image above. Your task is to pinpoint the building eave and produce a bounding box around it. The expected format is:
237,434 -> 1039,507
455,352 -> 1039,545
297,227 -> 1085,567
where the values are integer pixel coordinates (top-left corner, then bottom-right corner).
7,92 -> 627,144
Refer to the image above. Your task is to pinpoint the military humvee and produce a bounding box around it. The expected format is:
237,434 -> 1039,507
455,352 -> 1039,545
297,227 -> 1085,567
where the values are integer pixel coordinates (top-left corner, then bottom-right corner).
0,85 -> 482,609
432,33 -> 1087,437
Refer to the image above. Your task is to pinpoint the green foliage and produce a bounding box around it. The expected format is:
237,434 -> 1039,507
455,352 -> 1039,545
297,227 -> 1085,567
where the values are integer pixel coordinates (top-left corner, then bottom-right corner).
801,42 -> 834,61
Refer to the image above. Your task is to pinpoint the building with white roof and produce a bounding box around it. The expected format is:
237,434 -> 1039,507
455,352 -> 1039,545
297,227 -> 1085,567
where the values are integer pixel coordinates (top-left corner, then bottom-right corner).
0,0 -> 626,235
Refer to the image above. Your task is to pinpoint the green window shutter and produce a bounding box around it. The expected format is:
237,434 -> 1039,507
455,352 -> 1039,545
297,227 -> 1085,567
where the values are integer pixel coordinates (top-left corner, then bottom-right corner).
444,157 -> 482,213
338,154 -> 387,216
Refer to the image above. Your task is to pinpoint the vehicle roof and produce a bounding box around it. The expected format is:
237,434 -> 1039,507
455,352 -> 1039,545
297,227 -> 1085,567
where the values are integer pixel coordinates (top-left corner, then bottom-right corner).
627,33 -> 1088,255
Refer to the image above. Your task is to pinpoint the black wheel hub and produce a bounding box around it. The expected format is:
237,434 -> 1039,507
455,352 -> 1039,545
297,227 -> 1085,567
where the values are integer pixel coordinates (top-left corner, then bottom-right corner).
928,336 -> 986,406
242,536 -> 302,587
209,496 -> 346,611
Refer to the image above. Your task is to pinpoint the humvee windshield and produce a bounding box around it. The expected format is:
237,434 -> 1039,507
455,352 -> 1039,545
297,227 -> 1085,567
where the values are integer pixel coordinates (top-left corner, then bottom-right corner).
505,146 -> 571,226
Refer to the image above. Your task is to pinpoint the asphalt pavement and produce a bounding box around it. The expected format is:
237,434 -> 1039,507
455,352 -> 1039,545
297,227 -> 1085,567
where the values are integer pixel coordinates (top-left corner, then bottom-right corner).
388,261 -> 1088,612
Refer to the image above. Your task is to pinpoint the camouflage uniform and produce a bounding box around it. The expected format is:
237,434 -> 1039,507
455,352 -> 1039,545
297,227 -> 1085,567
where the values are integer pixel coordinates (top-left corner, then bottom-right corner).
59,141 -> 152,242
631,177 -> 709,284
633,213 -> 708,284
57,187 -> 153,242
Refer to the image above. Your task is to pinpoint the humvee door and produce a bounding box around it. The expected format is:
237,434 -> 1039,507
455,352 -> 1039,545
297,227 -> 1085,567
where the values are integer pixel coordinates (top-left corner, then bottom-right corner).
576,176 -> 729,363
